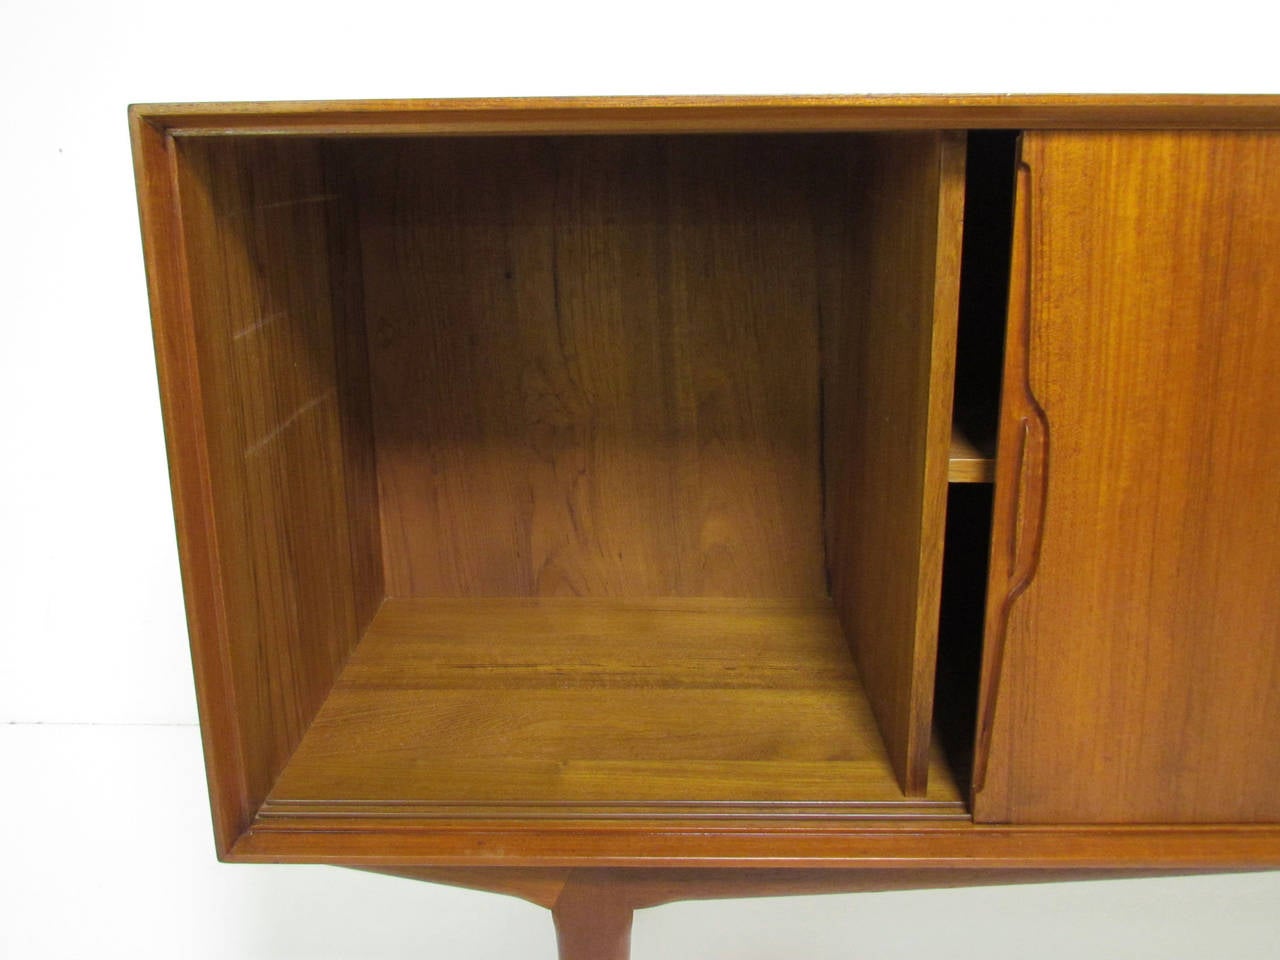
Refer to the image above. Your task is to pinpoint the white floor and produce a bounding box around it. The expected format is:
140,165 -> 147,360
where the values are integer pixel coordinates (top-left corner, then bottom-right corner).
3,722 -> 1278,959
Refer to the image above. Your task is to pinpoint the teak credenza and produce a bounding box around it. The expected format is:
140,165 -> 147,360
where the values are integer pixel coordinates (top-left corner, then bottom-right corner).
130,96 -> 1280,958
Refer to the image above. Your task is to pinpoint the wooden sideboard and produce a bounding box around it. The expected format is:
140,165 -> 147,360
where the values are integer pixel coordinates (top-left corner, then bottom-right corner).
130,96 -> 1280,959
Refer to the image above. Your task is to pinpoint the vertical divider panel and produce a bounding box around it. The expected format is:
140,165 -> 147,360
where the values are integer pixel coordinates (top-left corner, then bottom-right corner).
822,132 -> 967,795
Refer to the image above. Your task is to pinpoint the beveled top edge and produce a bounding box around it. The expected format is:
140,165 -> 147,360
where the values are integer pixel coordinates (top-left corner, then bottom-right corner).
128,94 -> 1280,135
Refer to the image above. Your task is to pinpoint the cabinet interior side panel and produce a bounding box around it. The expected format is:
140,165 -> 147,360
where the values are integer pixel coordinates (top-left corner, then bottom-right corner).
821,133 -> 966,795
357,136 -> 827,599
174,138 -> 367,811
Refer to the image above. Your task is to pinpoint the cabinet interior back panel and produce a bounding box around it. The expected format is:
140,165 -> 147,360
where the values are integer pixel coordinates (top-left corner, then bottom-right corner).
350,136 -> 835,599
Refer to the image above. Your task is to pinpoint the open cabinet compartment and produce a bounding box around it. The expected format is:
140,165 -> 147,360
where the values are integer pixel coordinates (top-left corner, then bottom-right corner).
166,129 -> 986,838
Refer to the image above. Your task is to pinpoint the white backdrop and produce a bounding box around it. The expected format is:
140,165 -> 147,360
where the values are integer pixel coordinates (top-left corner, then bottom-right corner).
2,1 -> 1278,955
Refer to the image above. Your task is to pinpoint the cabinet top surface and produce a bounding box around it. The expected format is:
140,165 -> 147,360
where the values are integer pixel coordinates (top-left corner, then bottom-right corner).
129,94 -> 1280,135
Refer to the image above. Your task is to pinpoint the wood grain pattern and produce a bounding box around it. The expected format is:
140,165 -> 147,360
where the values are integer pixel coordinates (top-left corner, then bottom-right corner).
131,117 -> 253,854
130,96 -> 1280,138
232,818 -> 1280,868
366,864 -> 1177,909
322,143 -> 385,631
975,131 -> 1280,823
355,136 -> 826,598
264,598 -> 964,815
169,138 -> 380,821
822,133 -> 967,795
552,873 -> 634,960
949,427 -> 995,483
362,866 -> 573,908
358,863 -> 1208,959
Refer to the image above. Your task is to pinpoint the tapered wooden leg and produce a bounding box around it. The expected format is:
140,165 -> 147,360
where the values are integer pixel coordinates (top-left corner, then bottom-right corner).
551,874 -> 634,960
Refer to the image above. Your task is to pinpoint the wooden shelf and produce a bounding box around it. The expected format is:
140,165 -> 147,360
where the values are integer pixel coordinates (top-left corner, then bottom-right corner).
948,427 -> 995,483
263,598 -> 966,819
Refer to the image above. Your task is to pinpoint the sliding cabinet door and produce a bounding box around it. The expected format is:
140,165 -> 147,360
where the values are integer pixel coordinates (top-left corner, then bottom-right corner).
974,131 -> 1280,823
